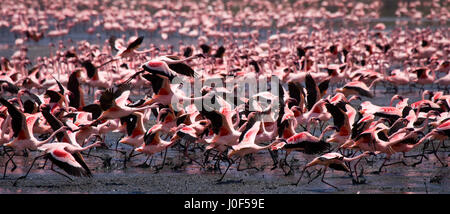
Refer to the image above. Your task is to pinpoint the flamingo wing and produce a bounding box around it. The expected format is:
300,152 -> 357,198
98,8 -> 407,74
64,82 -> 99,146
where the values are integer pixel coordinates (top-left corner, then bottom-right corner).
72,152 -> 92,177
176,114 -> 190,126
287,81 -> 305,106
213,46 -> 225,58
126,36 -> 144,51
325,101 -> 347,131
237,121 -> 260,147
82,104 -> 102,120
23,90 -> 43,106
99,83 -> 130,111
305,73 -> 319,111
319,152 -> 343,161
168,62 -> 196,78
81,60 -> 97,79
41,106 -> 65,141
144,125 -> 161,146
238,114 -> 259,143
0,80 -> 19,94
0,97 -> 25,138
48,148 -> 89,177
45,90 -> 64,103
345,85 -> 373,98
52,76 -> 66,95
67,70 -> 82,109
318,78 -> 330,98
177,126 -> 198,141
200,44 -> 211,54
108,35 -> 118,52
328,163 -> 350,172
142,73 -> 166,95
120,114 -> 138,136
200,109 -> 224,135
183,46 -> 193,57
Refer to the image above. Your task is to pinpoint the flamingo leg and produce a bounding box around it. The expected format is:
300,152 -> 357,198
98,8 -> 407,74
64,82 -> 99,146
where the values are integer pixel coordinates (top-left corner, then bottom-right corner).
375,158 -> 388,174
431,144 -> 447,167
203,149 -> 211,166
307,168 -> 323,184
268,149 -> 278,170
352,157 -> 365,184
381,160 -> 407,169
38,158 -> 48,169
127,149 -> 135,161
50,162 -> 73,181
320,166 -> 340,190
3,152 -> 16,179
115,135 -> 125,151
13,154 -> 46,186
280,151 -> 292,175
183,141 -> 204,167
410,142 -> 430,167
217,157 -> 234,182
237,155 -> 259,171
294,166 -> 310,185
136,155 -> 151,168
214,152 -> 223,173
155,148 -> 168,171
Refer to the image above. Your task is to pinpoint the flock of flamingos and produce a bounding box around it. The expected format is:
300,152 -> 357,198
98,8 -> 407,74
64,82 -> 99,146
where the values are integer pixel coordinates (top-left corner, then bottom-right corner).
0,0 -> 449,191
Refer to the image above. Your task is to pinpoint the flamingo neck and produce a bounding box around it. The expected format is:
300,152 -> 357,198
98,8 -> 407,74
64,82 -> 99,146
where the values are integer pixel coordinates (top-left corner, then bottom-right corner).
344,153 -> 368,162
36,128 -> 64,147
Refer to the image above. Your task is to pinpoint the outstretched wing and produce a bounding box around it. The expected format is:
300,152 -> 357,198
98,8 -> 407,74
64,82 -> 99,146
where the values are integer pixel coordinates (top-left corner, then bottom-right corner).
200,109 -> 223,135
0,80 -> 19,94
82,104 -> 102,120
288,81 -> 304,106
81,60 -> 97,79
183,47 -> 193,57
41,106 -> 65,141
67,70 -> 82,109
126,36 -> 144,51
213,46 -> 225,58
0,97 -> 25,138
142,73 -> 165,95
168,63 -> 196,77
325,101 -> 346,131
22,90 -> 43,106
108,35 -> 118,52
238,113 -> 259,142
305,73 -> 319,111
318,79 -> 330,98
200,44 -> 211,54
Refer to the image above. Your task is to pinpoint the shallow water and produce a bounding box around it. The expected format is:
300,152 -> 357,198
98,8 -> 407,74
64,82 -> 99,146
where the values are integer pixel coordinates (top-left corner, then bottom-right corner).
0,1 -> 449,194
0,92 -> 448,194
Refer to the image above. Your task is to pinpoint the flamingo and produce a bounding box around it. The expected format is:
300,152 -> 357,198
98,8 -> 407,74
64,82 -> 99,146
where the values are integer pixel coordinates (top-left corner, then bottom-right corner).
294,151 -> 374,190
13,139 -> 104,186
134,124 -> 175,170
218,121 -> 277,181
335,80 -> 380,98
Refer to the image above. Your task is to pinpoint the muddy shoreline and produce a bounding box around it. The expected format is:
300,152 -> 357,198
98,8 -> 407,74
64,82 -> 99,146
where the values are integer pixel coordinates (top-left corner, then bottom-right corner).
1,146 -> 448,194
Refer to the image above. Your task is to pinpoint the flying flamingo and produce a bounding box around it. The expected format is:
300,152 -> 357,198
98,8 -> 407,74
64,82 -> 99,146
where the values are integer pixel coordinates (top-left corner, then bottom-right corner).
218,121 -> 277,181
134,124 -> 175,171
13,139 -> 104,186
335,80 -> 380,98
294,151 -> 374,190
